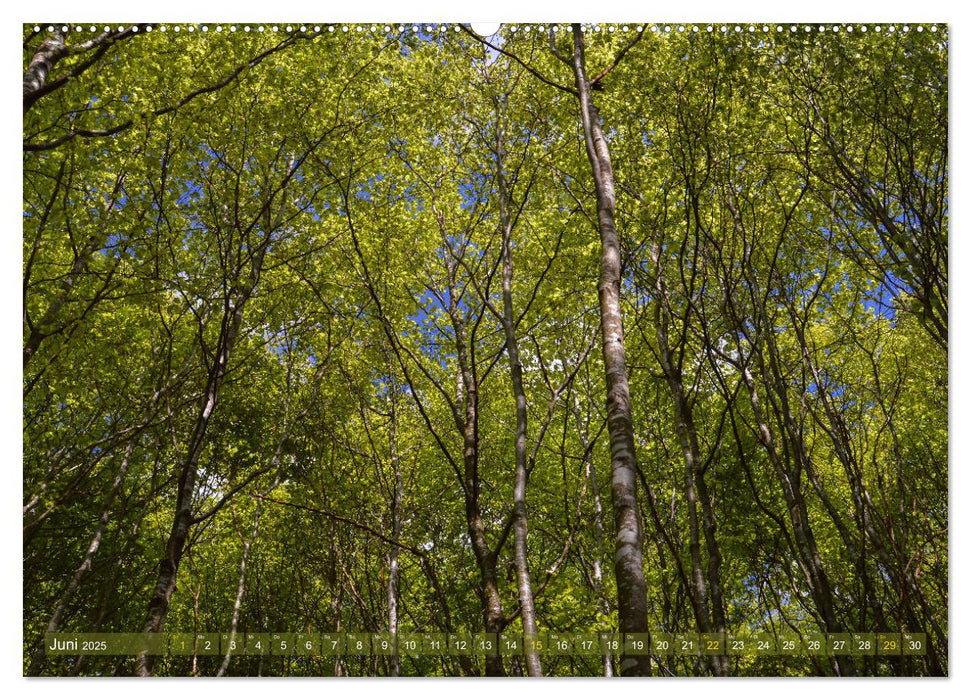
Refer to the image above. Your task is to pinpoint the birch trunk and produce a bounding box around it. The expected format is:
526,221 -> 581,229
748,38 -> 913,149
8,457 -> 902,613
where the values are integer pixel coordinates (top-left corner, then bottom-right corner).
569,24 -> 650,676
387,386 -> 403,678
573,395 -> 613,677
496,117 -> 542,677
23,30 -> 65,113
450,306 -> 505,677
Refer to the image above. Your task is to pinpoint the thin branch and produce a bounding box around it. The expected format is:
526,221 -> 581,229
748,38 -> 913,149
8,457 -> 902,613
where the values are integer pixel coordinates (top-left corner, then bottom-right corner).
25,30 -> 322,152
590,24 -> 647,85
459,25 -> 578,97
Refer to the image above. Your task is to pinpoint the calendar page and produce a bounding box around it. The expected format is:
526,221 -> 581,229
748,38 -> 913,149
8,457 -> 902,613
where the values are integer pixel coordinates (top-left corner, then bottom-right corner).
22,15 -> 948,678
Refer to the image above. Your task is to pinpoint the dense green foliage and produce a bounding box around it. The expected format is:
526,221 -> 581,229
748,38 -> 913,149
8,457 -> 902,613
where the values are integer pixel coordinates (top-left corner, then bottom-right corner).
23,23 -> 947,677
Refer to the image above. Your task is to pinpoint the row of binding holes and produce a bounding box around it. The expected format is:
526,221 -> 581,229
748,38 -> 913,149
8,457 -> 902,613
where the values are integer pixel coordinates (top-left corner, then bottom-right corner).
32,24 -> 939,34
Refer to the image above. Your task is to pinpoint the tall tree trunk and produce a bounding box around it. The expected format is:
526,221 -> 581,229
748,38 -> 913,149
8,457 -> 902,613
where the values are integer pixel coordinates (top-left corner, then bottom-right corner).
23,26 -> 137,115
573,395 -> 613,677
343,176 -> 503,676
135,371 -> 222,674
216,460 -> 282,678
569,24 -> 650,677
496,115 -> 542,677
23,29 -> 66,113
386,383 -> 403,678
216,501 -> 256,677
650,251 -> 729,676
132,146 -> 296,675
450,302 -> 505,677
135,275 -> 256,676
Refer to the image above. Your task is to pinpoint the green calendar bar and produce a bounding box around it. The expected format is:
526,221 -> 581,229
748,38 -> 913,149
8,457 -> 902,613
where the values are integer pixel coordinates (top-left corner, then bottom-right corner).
422,633 -> 447,655
372,632 -> 395,655
877,633 -> 902,656
547,632 -> 572,655
701,632 -> 726,656
344,633 -> 370,655
244,633 -> 271,656
319,632 -> 344,655
675,632 -> 700,655
40,630 -> 929,659
600,632 -> 622,656
397,633 -> 422,656
473,632 -> 497,655
902,632 -> 926,656
572,633 -> 600,656
44,633 -> 165,656
852,633 -> 877,656
624,633 -> 650,656
294,633 -> 320,655
449,632 -> 473,655
270,633 -> 294,655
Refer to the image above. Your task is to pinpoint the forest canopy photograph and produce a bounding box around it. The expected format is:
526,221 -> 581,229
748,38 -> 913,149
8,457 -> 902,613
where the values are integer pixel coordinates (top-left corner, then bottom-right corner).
22,20 -> 947,677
